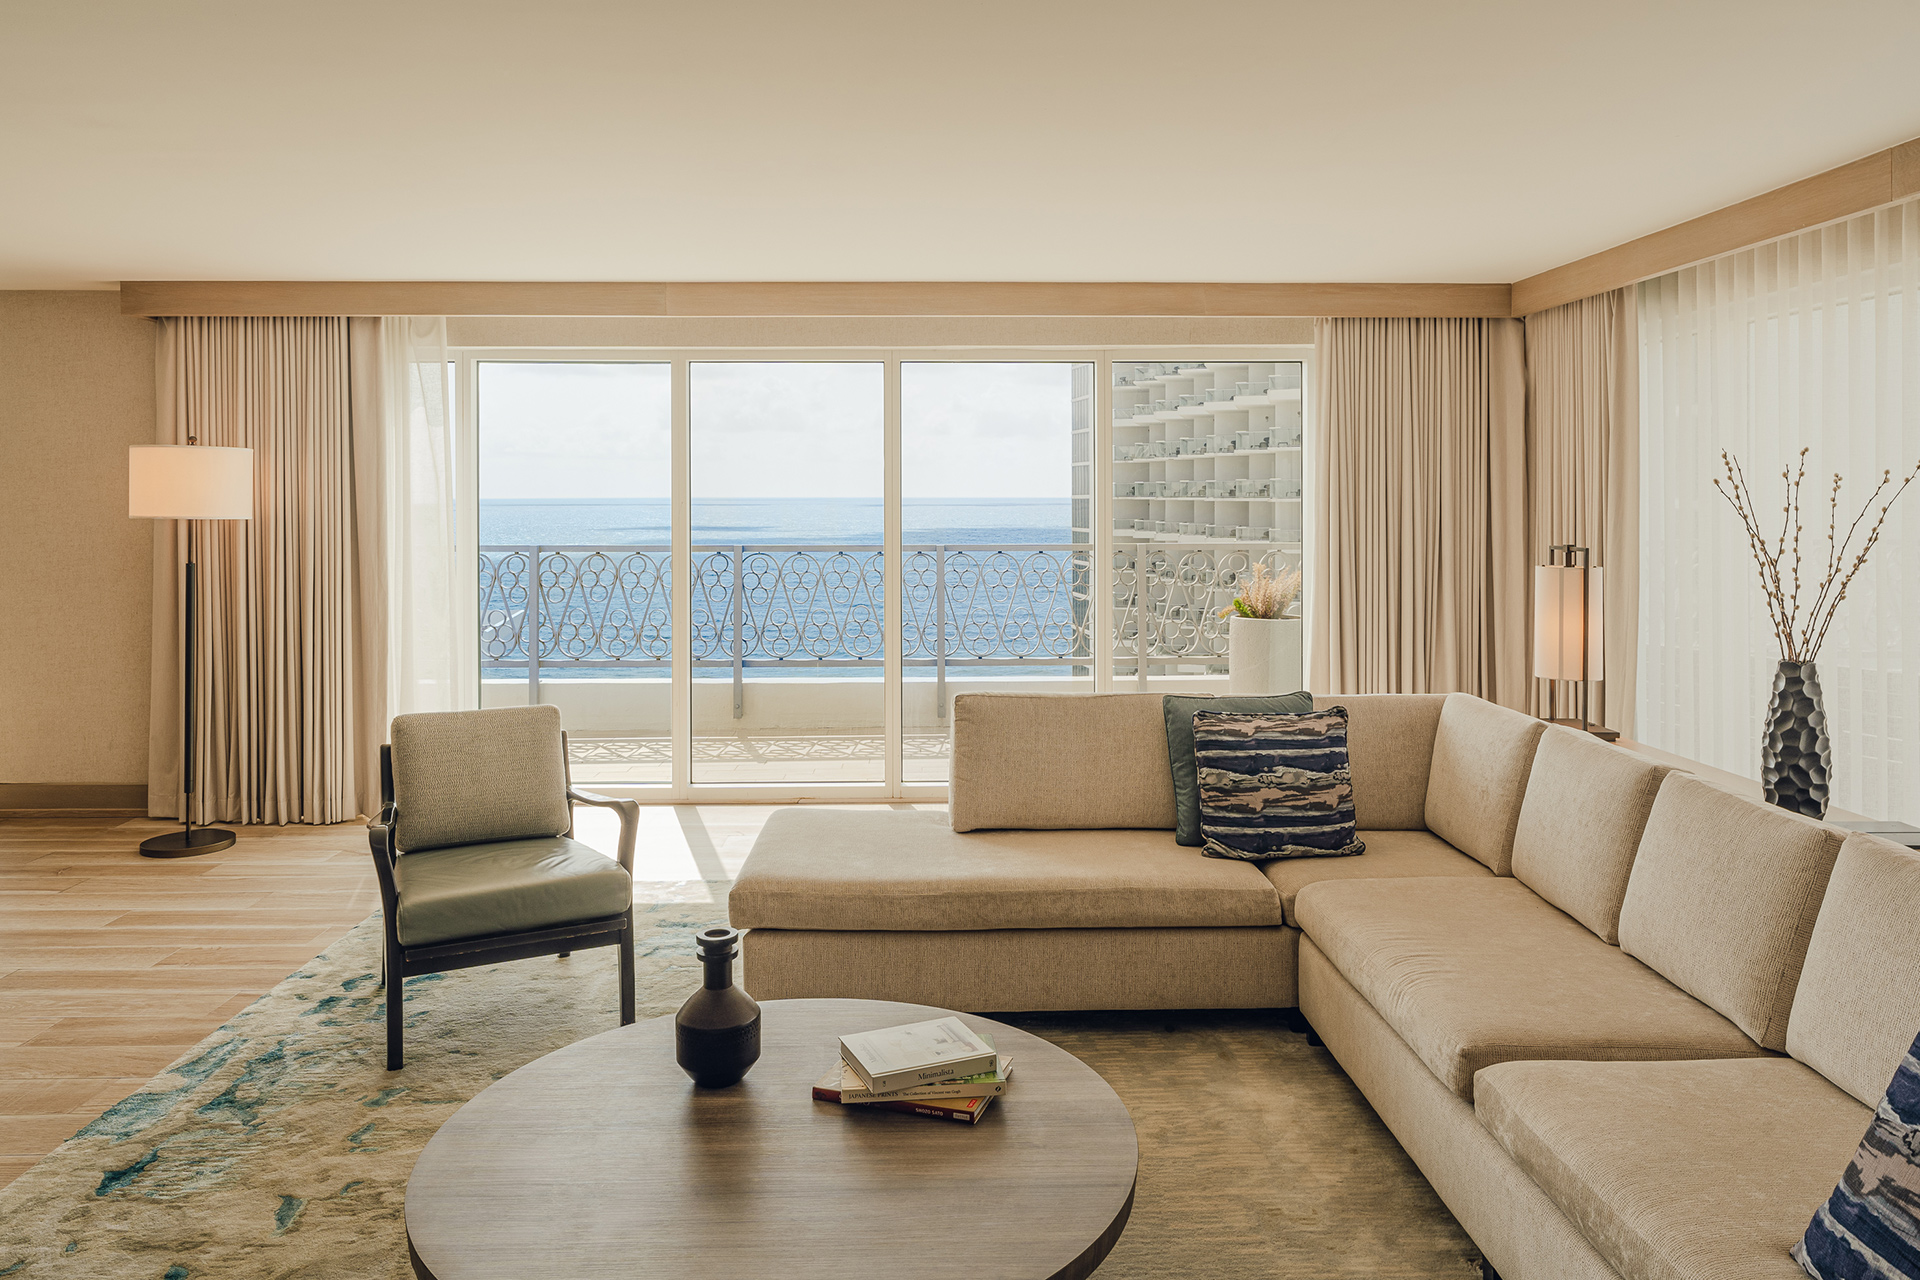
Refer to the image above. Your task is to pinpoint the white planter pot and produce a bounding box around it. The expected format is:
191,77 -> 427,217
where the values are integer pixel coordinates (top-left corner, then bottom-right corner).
1227,615 -> 1304,695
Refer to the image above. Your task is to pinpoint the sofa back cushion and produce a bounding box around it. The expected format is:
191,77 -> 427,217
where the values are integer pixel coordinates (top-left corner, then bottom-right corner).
1618,773 -> 1843,1052
1510,728 -> 1671,943
1423,693 -> 1548,874
389,704 -> 572,853
1786,832 -> 1920,1107
949,693 -> 1175,832
1311,693 -> 1444,831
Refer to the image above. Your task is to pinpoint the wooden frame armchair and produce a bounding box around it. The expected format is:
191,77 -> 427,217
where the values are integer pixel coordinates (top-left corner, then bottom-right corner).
367,705 -> 639,1070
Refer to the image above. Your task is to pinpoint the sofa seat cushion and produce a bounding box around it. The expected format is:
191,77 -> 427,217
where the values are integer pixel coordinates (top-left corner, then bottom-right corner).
394,836 -> 631,947
730,808 -> 1284,931
1293,877 -> 1766,1098
1262,829 -> 1490,924
1475,1057 -> 1870,1280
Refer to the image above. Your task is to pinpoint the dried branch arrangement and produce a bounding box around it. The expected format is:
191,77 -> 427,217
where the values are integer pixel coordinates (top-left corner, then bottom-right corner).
1221,562 -> 1301,620
1713,448 -> 1920,662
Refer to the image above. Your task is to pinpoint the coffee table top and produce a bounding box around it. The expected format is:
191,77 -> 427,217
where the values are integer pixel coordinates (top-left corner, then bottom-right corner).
405,998 -> 1139,1280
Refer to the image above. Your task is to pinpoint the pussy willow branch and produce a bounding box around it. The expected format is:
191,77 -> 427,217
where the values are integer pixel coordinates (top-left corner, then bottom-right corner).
1730,453 -> 1793,647
1717,451 -> 1920,662
1714,454 -> 1792,656
1806,464 -> 1918,658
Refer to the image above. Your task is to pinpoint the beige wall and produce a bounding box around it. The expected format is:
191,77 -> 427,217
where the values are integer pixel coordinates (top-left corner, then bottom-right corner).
0,291 -> 155,796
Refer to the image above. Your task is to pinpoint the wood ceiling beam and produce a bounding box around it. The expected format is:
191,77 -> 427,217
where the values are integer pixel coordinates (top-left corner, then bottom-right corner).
116,280 -> 1513,319
1512,135 -> 1920,316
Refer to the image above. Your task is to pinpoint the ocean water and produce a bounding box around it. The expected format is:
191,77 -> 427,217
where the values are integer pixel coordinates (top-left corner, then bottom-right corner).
481,497 -> 1074,547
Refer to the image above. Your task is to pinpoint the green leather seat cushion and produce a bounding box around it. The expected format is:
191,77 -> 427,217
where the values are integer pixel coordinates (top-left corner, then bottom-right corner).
394,836 -> 631,947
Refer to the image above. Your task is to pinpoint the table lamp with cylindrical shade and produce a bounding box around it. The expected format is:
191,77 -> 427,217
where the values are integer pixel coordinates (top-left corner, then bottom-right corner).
1532,544 -> 1617,741
130,440 -> 254,857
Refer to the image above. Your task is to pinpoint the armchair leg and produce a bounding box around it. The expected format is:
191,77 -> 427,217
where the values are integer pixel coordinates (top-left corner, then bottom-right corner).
618,911 -> 636,1026
386,936 -> 405,1071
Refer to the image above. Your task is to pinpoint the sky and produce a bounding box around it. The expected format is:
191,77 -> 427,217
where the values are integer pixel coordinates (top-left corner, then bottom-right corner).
476,360 -> 1078,501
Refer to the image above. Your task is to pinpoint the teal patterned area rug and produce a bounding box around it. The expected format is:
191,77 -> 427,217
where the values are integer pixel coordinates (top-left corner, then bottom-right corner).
0,895 -> 1481,1280
0,894 -> 731,1280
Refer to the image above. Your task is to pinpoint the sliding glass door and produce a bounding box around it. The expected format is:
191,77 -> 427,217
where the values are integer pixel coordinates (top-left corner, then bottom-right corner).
689,362 -> 885,784
463,347 -> 1309,798
901,362 -> 1093,781
476,360 -> 672,783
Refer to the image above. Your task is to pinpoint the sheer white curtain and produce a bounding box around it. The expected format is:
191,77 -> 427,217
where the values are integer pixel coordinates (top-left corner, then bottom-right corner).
1639,199 -> 1920,821
354,316 -> 469,720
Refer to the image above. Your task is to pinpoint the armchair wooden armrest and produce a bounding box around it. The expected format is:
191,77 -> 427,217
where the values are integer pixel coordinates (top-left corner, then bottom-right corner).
366,800 -> 401,914
568,788 -> 639,874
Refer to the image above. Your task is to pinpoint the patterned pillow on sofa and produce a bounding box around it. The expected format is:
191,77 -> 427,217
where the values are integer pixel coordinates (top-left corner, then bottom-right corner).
1192,707 -> 1365,861
1795,1026 -> 1920,1280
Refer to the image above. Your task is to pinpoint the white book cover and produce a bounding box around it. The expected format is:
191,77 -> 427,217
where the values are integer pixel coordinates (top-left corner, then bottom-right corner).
838,1017 -> 998,1094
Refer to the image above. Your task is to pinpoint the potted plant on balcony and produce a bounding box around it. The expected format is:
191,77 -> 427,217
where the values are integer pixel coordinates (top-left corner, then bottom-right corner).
1714,448 -> 1919,817
1221,562 -> 1303,695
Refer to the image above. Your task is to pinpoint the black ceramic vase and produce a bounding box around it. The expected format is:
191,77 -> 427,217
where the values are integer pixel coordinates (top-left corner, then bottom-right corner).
1762,660 -> 1832,819
675,927 -> 761,1088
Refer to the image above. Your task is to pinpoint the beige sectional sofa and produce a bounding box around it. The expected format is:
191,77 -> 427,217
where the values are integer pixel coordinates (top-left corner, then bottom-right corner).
729,690 -> 1920,1280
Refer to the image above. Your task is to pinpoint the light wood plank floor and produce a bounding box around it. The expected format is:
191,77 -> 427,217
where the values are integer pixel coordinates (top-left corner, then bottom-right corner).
0,804 -> 936,1192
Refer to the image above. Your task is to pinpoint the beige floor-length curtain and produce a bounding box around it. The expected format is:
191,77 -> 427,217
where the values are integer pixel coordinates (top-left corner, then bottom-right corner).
1523,289 -> 1639,735
149,317 -> 375,824
1309,317 -> 1529,707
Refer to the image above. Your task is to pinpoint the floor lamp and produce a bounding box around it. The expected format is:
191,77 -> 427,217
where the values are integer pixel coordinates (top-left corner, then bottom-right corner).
130,439 -> 255,858
1533,544 -> 1619,742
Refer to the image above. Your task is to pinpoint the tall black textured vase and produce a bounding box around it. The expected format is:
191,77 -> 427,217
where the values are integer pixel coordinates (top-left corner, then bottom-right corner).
675,927 -> 761,1088
1762,661 -> 1832,819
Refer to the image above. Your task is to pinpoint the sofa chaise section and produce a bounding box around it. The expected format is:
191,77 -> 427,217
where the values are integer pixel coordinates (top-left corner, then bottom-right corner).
734,807 -> 1293,1009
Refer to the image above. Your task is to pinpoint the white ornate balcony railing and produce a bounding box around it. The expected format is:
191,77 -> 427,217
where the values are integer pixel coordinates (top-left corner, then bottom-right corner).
480,543 -> 1293,714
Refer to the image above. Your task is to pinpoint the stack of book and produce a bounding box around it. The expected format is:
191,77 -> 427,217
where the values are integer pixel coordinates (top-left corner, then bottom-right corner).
813,1016 -> 1013,1124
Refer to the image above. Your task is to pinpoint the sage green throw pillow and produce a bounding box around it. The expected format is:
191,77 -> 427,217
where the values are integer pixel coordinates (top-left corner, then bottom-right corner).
1164,691 -> 1314,846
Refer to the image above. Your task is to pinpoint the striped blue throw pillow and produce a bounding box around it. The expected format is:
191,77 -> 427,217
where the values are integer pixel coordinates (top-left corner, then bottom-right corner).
1193,706 -> 1365,861
1795,1027 -> 1920,1279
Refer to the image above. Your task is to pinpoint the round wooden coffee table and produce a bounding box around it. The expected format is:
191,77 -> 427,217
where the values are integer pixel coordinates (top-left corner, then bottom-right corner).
405,998 -> 1138,1280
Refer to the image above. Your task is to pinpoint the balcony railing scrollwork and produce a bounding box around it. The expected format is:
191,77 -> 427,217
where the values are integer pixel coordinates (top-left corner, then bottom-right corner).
481,542 -> 1295,714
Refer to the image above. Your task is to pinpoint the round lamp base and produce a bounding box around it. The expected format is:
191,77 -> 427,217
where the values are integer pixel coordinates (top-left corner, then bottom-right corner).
139,827 -> 237,859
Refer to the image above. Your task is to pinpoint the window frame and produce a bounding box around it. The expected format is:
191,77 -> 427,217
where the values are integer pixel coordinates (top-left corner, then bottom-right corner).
454,344 -> 1313,802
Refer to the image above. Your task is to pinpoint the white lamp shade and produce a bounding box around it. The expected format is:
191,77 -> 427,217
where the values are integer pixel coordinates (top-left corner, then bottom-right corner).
129,445 -> 254,519
1533,564 -> 1604,681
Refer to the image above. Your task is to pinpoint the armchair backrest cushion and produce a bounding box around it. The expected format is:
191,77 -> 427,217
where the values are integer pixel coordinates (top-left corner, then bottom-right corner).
390,705 -> 571,853
1311,693 -> 1444,831
950,693 -> 1175,832
1618,772 -> 1843,1052
1424,693 -> 1547,873
1510,727 -> 1672,943
1787,832 -> 1920,1106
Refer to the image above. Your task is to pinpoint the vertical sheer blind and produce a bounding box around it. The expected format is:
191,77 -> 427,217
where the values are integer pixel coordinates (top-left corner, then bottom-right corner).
1639,199 -> 1920,821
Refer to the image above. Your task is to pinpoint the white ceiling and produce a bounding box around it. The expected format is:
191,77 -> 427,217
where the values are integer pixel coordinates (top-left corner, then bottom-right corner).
5,0 -> 1920,290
